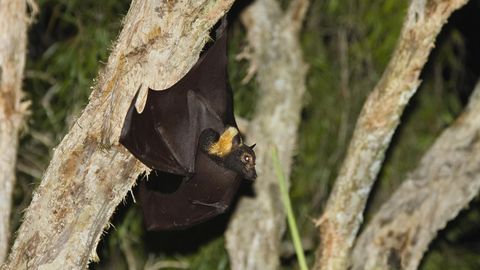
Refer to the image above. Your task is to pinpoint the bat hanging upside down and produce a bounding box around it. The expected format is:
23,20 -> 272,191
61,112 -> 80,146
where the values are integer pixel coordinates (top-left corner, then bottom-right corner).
119,17 -> 257,230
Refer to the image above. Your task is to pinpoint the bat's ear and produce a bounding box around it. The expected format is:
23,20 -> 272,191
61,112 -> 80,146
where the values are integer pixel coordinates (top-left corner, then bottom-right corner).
232,134 -> 242,147
249,144 -> 256,150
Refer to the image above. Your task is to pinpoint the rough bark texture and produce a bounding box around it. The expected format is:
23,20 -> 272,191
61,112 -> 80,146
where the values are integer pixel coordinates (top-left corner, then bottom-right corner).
314,0 -> 469,269
0,0 -> 32,264
225,0 -> 308,269
2,1 -> 234,269
350,81 -> 480,270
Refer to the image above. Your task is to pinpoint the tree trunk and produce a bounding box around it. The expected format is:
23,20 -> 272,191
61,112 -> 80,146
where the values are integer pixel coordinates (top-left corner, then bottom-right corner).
351,80 -> 480,270
2,1 -> 234,269
225,0 -> 308,269
314,0 -> 468,269
0,0 -> 33,263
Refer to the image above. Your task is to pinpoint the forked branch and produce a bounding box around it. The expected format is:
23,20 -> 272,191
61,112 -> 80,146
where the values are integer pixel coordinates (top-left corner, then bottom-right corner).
314,0 -> 469,269
351,81 -> 480,270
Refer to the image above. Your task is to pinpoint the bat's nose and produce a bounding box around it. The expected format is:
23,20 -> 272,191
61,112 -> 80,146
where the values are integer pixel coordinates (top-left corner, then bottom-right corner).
246,170 -> 257,181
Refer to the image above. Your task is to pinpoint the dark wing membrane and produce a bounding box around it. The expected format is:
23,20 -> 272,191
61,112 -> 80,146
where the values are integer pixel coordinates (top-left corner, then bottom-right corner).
120,17 -> 236,174
120,88 -> 192,175
192,27 -> 237,128
158,20 -> 236,128
120,86 -> 226,175
139,151 -> 242,230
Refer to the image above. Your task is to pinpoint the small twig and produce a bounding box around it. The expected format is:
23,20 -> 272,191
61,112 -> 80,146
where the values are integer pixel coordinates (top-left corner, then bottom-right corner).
143,255 -> 189,270
236,46 -> 257,84
16,161 -> 43,180
24,70 -> 57,85
120,237 -> 137,270
26,0 -> 39,24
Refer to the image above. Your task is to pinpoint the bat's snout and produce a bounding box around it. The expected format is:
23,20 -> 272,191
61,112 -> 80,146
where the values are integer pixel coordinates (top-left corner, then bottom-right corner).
244,169 -> 257,181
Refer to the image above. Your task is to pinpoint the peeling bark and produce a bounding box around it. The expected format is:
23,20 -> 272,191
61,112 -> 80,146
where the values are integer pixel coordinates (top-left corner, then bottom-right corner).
314,0 -> 469,269
225,0 -> 308,269
0,0 -> 33,264
351,81 -> 480,270
2,1 -> 234,269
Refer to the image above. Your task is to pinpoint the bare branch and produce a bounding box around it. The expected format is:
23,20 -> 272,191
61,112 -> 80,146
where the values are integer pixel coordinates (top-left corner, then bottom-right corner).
2,0 -> 234,269
314,0 -> 469,269
225,0 -> 309,269
0,0 -> 31,263
285,0 -> 309,33
351,81 -> 480,270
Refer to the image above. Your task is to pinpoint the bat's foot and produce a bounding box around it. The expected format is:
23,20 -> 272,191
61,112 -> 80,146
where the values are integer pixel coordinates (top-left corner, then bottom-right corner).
190,200 -> 228,213
183,173 -> 194,182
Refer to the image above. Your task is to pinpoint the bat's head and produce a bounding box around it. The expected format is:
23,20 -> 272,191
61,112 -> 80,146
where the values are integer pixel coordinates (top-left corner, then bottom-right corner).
201,127 -> 257,180
228,143 -> 257,180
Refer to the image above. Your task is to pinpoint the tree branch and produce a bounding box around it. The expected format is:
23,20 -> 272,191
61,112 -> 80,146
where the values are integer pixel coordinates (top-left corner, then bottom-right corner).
314,0 -> 468,269
351,80 -> 480,270
0,0 -> 33,263
225,0 -> 308,269
2,1 -> 234,269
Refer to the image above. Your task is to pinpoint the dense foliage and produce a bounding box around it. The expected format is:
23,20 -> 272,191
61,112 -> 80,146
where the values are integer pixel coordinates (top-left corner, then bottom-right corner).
13,0 -> 480,269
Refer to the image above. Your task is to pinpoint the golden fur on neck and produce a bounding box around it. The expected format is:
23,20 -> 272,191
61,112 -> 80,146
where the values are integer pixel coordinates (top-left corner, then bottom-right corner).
208,127 -> 239,157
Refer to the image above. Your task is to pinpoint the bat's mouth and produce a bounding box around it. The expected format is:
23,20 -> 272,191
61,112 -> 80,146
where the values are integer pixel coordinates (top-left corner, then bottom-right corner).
244,170 -> 257,181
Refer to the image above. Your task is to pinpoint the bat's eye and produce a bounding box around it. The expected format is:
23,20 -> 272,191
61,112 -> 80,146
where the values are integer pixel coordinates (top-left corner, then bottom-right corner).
243,155 -> 251,163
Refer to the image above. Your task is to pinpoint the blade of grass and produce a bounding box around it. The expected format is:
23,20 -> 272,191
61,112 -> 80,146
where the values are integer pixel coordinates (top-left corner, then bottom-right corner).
272,147 -> 309,270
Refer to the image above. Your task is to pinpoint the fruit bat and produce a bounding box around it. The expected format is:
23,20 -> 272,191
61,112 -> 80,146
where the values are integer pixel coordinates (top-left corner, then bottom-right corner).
120,18 -> 256,230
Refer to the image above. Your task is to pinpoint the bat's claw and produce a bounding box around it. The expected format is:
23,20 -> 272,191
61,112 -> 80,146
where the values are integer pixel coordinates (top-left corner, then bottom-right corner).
190,200 -> 228,213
